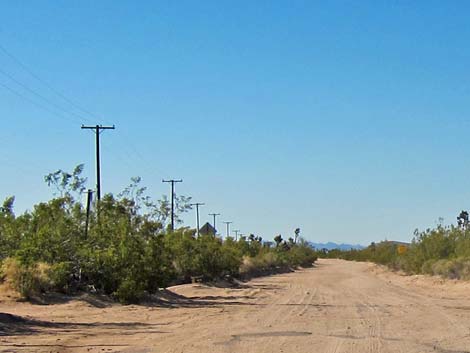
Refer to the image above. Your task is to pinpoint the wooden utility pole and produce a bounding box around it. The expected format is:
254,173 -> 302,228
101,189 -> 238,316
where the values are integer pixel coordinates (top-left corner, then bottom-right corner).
223,221 -> 233,238
81,124 -> 115,201
233,229 -> 240,241
190,202 -> 205,237
209,213 -> 220,234
162,179 -> 183,231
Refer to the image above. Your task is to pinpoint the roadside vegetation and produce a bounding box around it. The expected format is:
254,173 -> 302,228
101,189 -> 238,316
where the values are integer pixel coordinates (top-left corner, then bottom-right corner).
0,165 -> 317,303
317,219 -> 470,281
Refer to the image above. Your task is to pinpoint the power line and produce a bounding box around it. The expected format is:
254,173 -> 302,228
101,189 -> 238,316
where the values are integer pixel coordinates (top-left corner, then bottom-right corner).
0,43 -> 179,181
0,46 -> 166,179
0,42 -> 172,185
0,67 -> 91,124
0,43 -> 105,125
102,136 -> 170,181
0,81 -> 82,125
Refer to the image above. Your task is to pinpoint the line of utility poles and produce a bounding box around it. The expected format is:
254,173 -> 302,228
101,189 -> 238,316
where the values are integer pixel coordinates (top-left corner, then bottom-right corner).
190,202 -> 204,237
81,124 -> 115,201
79,125 -> 240,237
162,179 -> 183,232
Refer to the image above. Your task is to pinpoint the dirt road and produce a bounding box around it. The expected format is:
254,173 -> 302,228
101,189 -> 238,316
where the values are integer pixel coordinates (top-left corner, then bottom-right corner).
2,259 -> 470,352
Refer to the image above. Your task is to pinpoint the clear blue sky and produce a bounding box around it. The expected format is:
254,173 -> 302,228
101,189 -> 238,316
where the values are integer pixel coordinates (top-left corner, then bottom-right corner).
1,1 -> 470,245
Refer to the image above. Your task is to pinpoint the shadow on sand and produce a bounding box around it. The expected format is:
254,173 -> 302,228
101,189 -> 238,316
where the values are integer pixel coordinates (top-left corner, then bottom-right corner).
0,312 -> 167,337
0,265 -> 318,339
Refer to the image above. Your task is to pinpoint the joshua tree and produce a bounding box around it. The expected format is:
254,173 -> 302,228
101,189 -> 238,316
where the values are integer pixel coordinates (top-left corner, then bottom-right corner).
274,234 -> 283,247
294,228 -> 301,243
457,211 -> 469,230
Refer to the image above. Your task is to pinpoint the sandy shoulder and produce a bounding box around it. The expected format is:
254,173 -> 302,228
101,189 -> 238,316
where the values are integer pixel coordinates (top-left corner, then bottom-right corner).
2,259 -> 470,353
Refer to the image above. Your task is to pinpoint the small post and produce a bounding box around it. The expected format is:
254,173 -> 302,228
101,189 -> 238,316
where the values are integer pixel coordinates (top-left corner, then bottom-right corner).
85,189 -> 93,238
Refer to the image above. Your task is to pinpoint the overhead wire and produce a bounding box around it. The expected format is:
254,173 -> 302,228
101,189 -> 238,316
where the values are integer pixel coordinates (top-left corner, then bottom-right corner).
0,43 -> 109,125
0,42 -> 171,183
0,80 -> 82,125
0,44 -> 203,228
0,67 -> 92,125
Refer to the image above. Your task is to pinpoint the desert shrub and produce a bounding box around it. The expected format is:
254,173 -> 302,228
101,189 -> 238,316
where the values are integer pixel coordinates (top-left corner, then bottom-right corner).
426,258 -> 470,280
1,257 -> 23,290
114,277 -> 145,304
47,262 -> 73,293
455,259 -> 470,280
321,222 -> 470,282
193,234 -> 242,279
421,259 -> 435,275
239,252 -> 279,277
0,258 -> 53,298
0,166 -> 322,302
431,259 -> 458,279
257,251 -> 283,269
239,256 -> 256,275
164,229 -> 199,281
285,241 -> 318,267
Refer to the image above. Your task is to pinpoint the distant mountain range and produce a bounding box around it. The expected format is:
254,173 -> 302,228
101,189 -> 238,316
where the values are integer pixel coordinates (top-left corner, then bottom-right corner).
308,242 -> 365,251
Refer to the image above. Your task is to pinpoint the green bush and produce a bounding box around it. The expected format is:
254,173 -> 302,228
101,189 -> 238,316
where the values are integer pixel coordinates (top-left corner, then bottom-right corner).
421,259 -> 435,275
318,222 -> 470,282
424,258 -> 470,280
1,258 -> 52,298
456,259 -> 470,280
114,278 -> 145,304
0,166 -> 320,302
285,242 -> 318,267
239,252 -> 281,277
239,241 -> 316,277
47,262 -> 73,293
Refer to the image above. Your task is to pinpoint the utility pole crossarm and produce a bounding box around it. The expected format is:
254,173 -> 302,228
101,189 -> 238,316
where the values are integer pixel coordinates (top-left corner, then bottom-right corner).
81,124 -> 115,130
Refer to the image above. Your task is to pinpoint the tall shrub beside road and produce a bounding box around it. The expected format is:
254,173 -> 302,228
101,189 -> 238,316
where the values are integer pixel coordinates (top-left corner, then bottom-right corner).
319,223 -> 470,280
0,166 -> 317,303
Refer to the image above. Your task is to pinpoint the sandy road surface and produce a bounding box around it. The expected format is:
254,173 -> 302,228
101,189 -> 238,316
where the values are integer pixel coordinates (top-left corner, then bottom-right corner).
1,259 -> 470,353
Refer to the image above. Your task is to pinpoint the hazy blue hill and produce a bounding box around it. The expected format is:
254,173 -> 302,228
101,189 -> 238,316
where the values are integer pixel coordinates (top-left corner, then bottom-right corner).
309,242 -> 365,251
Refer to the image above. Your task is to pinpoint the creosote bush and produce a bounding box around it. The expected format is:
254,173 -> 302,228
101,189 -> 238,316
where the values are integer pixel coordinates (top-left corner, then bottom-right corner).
0,258 -> 53,298
0,165 -> 317,304
317,224 -> 470,281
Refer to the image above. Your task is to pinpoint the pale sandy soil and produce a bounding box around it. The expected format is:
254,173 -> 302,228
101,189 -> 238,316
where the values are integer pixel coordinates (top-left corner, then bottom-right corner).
1,259 -> 470,353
